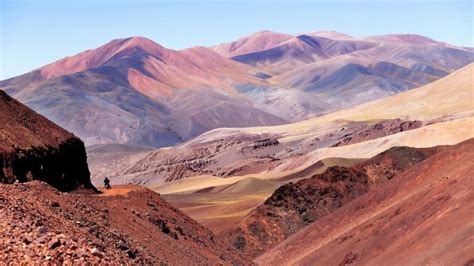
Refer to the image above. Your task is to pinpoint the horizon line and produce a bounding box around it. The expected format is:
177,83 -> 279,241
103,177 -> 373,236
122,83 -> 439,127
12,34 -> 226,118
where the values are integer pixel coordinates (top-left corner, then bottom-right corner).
2,30 -> 472,81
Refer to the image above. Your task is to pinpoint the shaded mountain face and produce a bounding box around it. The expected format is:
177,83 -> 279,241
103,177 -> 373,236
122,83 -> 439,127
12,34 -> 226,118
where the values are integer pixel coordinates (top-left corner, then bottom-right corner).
0,182 -> 251,264
218,145 -> 441,258
231,35 -> 378,73
2,33 -> 473,147
257,138 -> 474,266
0,90 -> 93,191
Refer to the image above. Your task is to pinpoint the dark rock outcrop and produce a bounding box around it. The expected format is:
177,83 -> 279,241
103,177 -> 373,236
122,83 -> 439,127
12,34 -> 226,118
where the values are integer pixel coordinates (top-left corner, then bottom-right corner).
331,118 -> 423,147
0,90 -> 94,191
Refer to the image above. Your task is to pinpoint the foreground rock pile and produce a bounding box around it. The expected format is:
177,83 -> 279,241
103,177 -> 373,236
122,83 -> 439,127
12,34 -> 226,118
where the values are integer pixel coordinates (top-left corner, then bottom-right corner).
0,184 -> 120,263
0,182 -> 249,264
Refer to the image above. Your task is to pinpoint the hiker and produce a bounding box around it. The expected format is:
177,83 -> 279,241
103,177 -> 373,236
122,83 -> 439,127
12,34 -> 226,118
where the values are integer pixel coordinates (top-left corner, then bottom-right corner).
104,177 -> 111,189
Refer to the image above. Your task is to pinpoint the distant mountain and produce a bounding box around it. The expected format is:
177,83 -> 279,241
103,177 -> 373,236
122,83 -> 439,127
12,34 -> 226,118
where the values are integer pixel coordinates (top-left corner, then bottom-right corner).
224,32 -> 473,109
2,32 -> 472,147
210,30 -> 293,57
1,37 -> 286,146
360,33 -> 446,45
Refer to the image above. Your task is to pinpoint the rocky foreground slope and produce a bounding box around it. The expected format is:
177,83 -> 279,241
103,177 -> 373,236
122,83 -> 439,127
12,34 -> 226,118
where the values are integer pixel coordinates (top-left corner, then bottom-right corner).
0,182 -> 249,264
257,138 -> 474,265
218,145 -> 442,258
0,90 -> 93,191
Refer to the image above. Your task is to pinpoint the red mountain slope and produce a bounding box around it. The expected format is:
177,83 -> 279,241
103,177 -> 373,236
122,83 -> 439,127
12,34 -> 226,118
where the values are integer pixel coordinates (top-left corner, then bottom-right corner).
218,145 -> 441,258
257,138 -> 474,265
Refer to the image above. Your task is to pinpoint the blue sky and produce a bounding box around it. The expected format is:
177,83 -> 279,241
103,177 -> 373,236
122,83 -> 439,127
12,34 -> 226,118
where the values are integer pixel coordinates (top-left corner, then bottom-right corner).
1,0 -> 472,79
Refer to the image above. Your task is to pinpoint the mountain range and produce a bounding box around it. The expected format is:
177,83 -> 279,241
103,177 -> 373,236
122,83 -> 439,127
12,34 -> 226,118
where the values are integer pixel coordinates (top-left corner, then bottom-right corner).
2,31 -> 473,147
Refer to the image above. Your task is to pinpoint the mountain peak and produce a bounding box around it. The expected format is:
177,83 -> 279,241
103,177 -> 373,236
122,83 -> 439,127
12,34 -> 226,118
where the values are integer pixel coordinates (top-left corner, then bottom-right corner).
104,36 -> 169,57
248,30 -> 283,36
120,36 -> 165,50
306,31 -> 354,40
36,36 -> 170,79
210,31 -> 293,57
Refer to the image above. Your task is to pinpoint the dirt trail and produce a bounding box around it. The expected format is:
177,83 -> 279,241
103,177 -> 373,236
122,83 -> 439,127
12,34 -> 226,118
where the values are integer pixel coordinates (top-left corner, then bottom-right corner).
98,187 -> 135,196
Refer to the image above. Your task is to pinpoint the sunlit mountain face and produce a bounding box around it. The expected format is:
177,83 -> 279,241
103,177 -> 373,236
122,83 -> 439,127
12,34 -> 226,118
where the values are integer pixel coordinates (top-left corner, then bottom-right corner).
2,32 -> 472,147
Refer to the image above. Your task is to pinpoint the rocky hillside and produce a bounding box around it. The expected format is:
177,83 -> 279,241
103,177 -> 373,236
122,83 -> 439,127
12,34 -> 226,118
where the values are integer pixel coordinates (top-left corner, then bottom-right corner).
257,138 -> 474,265
0,182 -> 250,264
0,90 -> 93,191
219,145 -> 442,258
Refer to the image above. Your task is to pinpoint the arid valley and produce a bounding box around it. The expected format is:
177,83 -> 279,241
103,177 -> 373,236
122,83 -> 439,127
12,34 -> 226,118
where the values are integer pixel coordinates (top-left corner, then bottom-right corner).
1,1 -> 473,264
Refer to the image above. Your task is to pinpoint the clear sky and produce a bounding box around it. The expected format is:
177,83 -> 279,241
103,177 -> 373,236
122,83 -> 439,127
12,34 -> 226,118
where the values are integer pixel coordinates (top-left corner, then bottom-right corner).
1,0 -> 472,79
